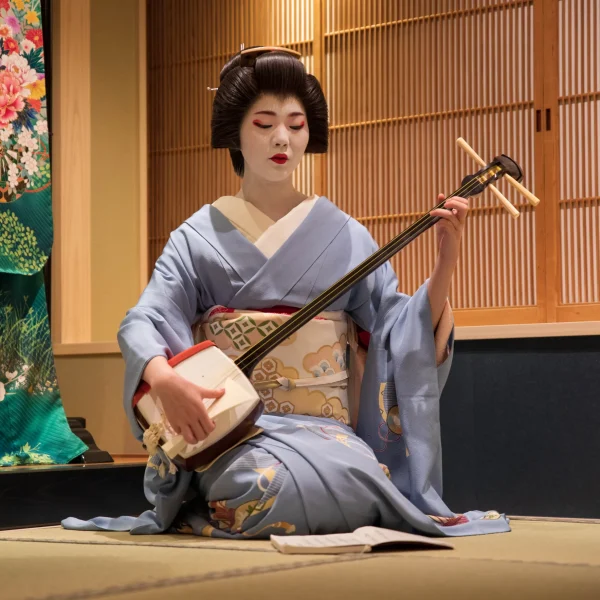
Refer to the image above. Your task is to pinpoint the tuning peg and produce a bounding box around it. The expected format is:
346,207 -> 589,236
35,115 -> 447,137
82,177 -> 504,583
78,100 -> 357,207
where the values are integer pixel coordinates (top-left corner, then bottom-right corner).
457,137 -> 540,211
456,138 -> 519,219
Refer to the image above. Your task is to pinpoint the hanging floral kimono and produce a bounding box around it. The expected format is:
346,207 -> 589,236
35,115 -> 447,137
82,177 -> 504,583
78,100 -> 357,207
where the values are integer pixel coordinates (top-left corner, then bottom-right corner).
0,0 -> 87,466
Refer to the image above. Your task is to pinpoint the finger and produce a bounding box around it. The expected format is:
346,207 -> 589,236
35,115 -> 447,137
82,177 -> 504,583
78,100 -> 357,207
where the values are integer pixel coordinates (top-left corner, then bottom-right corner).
431,206 -> 462,221
200,387 -> 226,399
450,205 -> 468,224
181,424 -> 199,445
196,388 -> 222,433
442,199 -> 469,223
196,405 -> 215,436
188,413 -> 209,442
192,396 -> 216,435
446,195 -> 468,204
444,197 -> 469,211
430,209 -> 461,232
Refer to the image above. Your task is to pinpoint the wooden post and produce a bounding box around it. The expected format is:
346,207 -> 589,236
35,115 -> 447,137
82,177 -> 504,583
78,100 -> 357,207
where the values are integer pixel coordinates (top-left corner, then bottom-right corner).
51,0 -> 92,344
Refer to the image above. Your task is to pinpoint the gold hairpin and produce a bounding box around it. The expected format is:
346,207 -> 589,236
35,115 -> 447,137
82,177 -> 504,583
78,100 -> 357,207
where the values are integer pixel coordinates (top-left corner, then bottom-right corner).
240,45 -> 301,58
240,45 -> 301,67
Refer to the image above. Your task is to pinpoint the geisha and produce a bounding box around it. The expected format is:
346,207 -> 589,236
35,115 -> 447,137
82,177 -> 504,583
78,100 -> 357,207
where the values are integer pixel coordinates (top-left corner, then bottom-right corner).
62,47 -> 509,538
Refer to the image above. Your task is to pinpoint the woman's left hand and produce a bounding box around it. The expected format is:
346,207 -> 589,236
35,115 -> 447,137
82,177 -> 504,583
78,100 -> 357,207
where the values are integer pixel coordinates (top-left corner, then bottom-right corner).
430,194 -> 469,265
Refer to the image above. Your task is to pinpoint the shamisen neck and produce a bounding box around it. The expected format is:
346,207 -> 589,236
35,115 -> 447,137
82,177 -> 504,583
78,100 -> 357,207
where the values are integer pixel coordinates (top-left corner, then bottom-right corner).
234,160 -> 509,377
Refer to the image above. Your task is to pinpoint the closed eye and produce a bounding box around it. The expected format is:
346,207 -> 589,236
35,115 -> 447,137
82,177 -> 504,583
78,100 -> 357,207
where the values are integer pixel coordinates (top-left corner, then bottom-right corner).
253,120 -> 305,131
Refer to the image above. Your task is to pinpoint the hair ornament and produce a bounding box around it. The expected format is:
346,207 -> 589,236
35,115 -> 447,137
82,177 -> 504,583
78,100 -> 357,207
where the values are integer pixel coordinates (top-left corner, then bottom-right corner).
239,45 -> 301,68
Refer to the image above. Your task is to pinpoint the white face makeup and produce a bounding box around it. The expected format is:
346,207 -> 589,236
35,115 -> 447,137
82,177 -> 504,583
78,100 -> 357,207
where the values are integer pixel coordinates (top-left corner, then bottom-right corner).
239,94 -> 309,182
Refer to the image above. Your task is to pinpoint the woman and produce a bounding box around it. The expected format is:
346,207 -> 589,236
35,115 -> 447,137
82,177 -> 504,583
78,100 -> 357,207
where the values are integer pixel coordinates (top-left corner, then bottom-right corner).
63,47 -> 509,538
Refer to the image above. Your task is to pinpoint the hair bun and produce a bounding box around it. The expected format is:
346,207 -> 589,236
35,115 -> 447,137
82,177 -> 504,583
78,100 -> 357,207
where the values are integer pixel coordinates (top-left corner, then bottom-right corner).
253,52 -> 305,92
219,46 -> 303,82
218,53 -> 244,82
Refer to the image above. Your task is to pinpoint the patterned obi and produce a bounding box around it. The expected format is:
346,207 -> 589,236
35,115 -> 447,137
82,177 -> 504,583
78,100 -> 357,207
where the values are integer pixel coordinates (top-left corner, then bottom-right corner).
194,306 -> 360,427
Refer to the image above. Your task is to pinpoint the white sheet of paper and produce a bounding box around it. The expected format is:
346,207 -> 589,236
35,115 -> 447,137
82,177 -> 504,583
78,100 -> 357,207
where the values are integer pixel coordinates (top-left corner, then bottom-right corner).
270,526 -> 454,553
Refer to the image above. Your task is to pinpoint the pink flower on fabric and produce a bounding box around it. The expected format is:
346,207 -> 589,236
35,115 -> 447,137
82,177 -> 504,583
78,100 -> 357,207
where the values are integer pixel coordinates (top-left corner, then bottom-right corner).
5,15 -> 20,35
0,71 -> 25,126
1,54 -> 37,90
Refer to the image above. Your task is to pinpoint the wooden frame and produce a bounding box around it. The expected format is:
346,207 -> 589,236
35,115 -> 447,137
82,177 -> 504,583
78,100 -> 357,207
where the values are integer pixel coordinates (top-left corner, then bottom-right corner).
456,320 -> 600,340
312,0 -> 326,194
51,0 -> 148,356
138,0 -> 148,293
51,0 -> 92,345
540,0 -> 559,322
53,342 -> 120,356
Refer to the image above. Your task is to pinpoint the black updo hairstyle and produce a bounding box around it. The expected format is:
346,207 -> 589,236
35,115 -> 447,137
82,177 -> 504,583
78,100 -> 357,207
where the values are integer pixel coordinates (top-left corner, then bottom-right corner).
211,47 -> 329,176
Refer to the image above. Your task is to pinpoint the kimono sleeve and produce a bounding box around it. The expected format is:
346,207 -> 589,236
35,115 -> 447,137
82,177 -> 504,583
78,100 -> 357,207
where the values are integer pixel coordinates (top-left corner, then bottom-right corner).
344,225 -> 455,516
345,231 -> 454,391
117,224 -> 208,441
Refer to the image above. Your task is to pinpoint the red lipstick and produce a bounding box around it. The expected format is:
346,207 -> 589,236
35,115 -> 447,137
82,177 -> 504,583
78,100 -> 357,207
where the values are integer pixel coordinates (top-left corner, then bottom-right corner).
270,154 -> 288,165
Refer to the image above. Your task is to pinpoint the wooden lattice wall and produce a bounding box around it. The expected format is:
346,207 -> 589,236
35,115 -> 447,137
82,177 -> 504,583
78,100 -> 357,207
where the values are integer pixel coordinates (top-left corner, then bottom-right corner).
146,0 -> 600,326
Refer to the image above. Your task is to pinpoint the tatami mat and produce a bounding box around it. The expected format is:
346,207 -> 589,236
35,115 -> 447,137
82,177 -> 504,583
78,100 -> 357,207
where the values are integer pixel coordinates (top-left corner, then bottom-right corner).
0,524 -> 276,553
106,553 -> 600,600
2,520 -> 600,600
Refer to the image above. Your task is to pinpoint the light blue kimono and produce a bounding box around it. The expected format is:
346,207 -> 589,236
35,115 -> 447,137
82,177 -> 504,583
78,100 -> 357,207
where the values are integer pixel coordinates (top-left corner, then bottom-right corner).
62,197 -> 510,537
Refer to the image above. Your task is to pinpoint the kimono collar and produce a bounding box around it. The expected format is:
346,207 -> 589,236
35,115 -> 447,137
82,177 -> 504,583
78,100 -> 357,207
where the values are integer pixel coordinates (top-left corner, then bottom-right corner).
186,197 -> 351,304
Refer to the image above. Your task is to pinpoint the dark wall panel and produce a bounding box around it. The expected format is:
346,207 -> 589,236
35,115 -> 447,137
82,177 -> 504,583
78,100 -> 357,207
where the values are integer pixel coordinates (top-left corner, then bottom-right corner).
440,336 -> 600,519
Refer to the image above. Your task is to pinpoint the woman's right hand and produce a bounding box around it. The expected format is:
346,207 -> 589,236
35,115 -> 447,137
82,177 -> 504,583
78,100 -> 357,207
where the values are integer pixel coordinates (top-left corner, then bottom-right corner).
143,356 -> 225,445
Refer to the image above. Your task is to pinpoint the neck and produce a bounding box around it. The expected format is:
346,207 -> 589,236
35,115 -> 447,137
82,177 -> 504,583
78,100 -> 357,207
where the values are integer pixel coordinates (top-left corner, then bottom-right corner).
237,169 -> 307,221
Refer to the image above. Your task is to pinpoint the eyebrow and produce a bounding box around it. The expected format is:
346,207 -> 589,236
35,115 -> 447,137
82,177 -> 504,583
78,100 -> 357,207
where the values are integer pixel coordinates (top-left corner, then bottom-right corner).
253,110 -> 305,117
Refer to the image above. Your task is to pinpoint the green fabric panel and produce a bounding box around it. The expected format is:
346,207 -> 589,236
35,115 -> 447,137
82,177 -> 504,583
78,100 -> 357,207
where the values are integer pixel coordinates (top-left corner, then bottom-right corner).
0,0 -> 88,465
